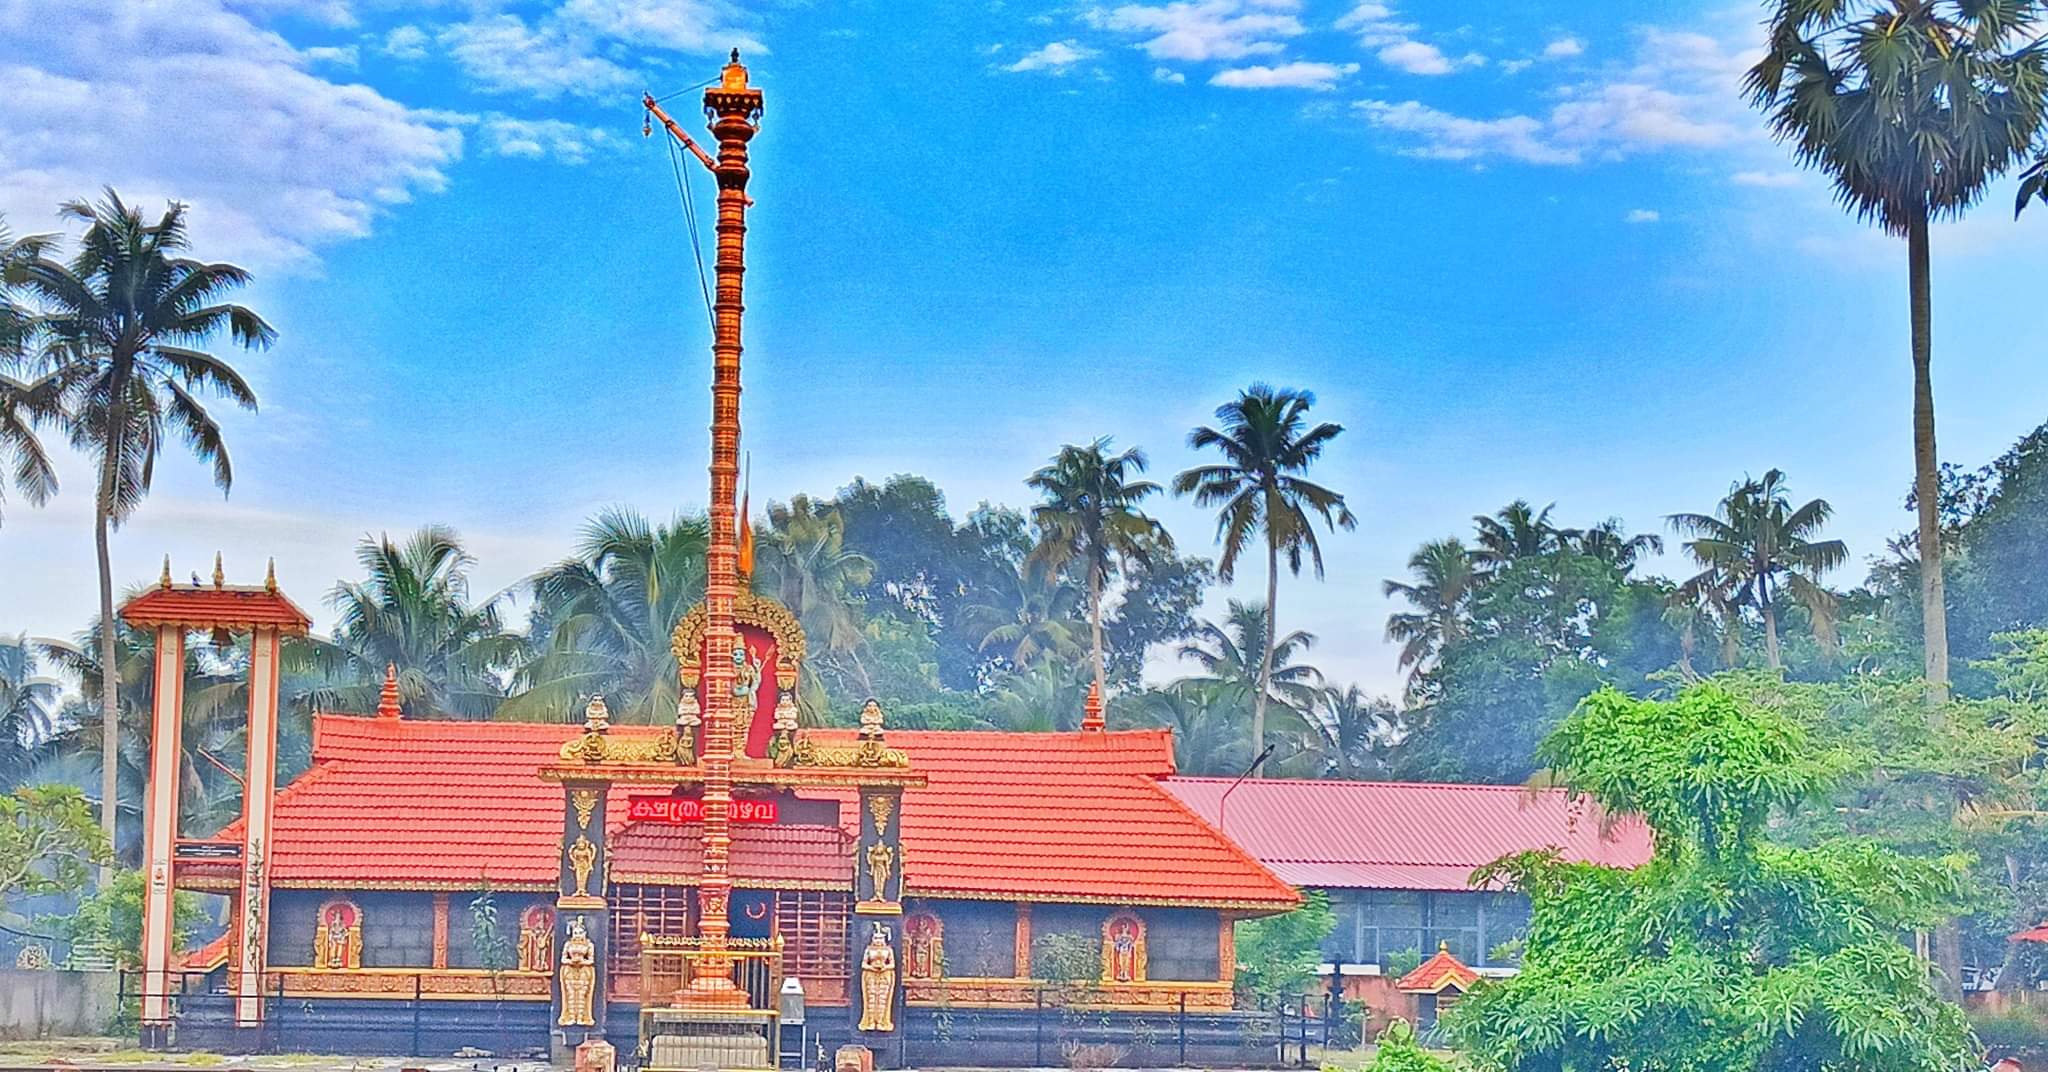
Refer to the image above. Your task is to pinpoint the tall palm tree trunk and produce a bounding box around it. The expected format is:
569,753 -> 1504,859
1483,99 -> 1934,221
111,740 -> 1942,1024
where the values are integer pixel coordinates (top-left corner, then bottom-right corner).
1909,208 -> 1950,707
1763,604 -> 1781,671
1088,563 -> 1106,700
94,452 -> 119,888
1254,537 -> 1278,773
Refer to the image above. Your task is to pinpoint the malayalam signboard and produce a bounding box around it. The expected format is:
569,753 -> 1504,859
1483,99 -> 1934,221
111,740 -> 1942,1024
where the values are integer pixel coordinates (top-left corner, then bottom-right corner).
627,796 -> 780,824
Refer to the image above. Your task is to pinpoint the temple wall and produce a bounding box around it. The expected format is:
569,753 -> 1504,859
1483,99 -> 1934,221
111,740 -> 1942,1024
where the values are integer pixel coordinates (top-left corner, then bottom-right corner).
271,890 -> 436,968
918,899 -> 1015,978
1136,908 -> 1219,982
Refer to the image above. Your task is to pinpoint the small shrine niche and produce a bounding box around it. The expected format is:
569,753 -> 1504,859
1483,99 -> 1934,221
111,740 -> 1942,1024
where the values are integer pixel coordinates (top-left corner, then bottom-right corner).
903,912 -> 944,981
1101,912 -> 1147,984
313,899 -> 363,969
671,592 -> 806,765
517,905 -> 555,973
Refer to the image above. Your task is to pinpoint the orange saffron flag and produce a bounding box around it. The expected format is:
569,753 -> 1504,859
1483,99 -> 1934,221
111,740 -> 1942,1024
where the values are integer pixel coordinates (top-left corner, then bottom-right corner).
736,490 -> 754,580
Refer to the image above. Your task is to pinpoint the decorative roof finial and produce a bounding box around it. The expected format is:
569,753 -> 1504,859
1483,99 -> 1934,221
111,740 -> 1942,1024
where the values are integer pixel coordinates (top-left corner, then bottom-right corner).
858,698 -> 885,741
731,47 -> 740,63
584,695 -> 612,735
376,664 -> 402,720
160,556 -> 173,590
1081,681 -> 1105,733
212,552 -> 225,590
264,557 -> 278,593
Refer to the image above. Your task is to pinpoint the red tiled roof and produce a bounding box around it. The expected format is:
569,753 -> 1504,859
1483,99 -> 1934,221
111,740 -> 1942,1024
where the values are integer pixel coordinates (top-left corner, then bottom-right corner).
1396,944 -> 1480,993
1159,777 -> 1652,892
224,717 -> 1299,910
121,586 -> 312,633
2012,924 -> 2048,943
177,931 -> 232,972
611,822 -> 851,887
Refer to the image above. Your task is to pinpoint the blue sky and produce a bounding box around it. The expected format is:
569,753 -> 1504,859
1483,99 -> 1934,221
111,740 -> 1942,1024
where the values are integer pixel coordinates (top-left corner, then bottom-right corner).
3,0 -> 2046,698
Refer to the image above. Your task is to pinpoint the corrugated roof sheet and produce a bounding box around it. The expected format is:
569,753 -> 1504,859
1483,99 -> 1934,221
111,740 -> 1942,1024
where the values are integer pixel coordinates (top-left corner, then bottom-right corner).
222,717 -> 1299,909
1159,776 -> 1652,892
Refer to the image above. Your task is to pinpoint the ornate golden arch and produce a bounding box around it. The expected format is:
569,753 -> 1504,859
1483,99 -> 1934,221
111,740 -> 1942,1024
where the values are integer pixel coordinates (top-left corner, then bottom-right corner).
670,591 -> 807,683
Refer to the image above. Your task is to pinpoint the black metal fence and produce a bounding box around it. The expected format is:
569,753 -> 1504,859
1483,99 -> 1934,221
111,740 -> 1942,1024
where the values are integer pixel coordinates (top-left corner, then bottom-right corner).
119,971 -> 554,1057
883,991 -> 1350,1070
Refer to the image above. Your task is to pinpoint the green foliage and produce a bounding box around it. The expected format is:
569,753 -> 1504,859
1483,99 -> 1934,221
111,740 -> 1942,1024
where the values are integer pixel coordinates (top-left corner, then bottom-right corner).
1668,469 -> 1847,671
469,882 -> 513,972
1357,1019 -> 1457,1072
0,784 -> 110,901
1380,947 -> 1423,981
1970,1007 -> 2048,1063
1032,932 -> 1101,997
1234,890 -> 1335,1002
48,868 -> 203,970
1451,683 -> 1976,1072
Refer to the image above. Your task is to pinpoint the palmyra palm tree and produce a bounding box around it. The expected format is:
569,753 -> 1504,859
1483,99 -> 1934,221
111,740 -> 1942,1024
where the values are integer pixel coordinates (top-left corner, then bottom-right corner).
1027,438 -> 1170,702
1173,385 -> 1355,766
1747,1 -> 2048,702
1384,537 -> 1479,680
1668,469 -> 1848,671
20,190 -> 274,862
505,510 -> 709,724
325,527 -> 522,718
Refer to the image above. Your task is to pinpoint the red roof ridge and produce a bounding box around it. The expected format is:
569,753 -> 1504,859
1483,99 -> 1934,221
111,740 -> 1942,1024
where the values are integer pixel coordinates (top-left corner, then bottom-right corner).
1144,776 -> 1300,907
1161,775 -> 1579,795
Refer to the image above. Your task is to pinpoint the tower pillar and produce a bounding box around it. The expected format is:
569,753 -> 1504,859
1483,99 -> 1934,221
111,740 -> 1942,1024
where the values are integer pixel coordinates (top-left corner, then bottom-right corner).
138,623 -> 187,1044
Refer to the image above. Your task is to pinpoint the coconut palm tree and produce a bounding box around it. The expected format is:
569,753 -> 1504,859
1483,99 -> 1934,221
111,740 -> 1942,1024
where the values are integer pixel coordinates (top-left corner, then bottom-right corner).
980,660 -> 1093,733
1564,518 -> 1664,573
1384,537 -> 1479,680
1133,680 -> 1253,776
327,527 -> 522,718
1177,600 -> 1323,727
1026,438 -> 1171,701
0,220 -> 60,530
755,495 -> 876,705
1746,3 -> 2048,702
20,190 -> 274,859
962,561 -> 1086,672
1472,501 -> 1565,568
504,510 -> 709,724
1301,684 -> 1396,780
1668,470 -> 1848,671
1172,385 -> 1355,764
0,634 -> 59,787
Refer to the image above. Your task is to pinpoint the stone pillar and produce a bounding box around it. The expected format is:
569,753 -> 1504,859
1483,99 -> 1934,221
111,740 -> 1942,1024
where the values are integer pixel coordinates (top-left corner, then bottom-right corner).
557,780 -> 611,1044
138,624 -> 187,1040
851,787 -> 904,1048
234,624 -> 282,1028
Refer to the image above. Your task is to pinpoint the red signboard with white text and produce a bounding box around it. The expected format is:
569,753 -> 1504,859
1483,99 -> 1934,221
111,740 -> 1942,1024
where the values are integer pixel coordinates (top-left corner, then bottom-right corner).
627,796 -> 779,824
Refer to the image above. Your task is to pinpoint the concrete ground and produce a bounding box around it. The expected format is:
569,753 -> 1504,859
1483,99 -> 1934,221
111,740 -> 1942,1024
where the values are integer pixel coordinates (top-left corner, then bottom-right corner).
0,1040 -> 556,1072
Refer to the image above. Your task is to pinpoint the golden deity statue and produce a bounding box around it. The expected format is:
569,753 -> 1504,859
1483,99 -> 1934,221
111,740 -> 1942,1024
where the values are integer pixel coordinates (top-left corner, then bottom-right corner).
858,922 -> 897,1032
558,915 -> 597,1027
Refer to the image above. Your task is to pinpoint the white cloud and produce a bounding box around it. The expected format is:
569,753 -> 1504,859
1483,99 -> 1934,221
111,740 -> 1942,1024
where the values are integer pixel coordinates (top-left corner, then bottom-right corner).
1153,66 -> 1187,83
439,15 -> 639,99
1210,60 -> 1357,90
1542,36 -> 1584,59
1337,1 -> 1480,76
1085,0 -> 1305,62
382,24 -> 430,60
556,0 -> 761,55
435,0 -> 756,100
478,116 -> 621,164
1351,23 -> 1757,167
0,0 -> 462,269
1376,40 -> 1452,75
1732,169 -> 1801,188
1335,1 -> 1414,46
1352,100 -> 1577,164
1624,208 -> 1659,223
1004,40 -> 1099,73
1499,58 -> 1533,75
303,44 -> 357,67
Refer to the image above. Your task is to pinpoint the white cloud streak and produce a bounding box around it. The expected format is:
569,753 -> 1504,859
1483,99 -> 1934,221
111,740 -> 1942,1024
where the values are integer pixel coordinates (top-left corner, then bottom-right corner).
1210,60 -> 1358,90
1085,0 -> 1305,62
1004,40 -> 1099,73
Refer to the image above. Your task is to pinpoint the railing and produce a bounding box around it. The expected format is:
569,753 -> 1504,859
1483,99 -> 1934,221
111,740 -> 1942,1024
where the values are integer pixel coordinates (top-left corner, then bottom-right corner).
638,936 -> 786,1072
888,989 -> 1349,1069
117,970 -> 554,1057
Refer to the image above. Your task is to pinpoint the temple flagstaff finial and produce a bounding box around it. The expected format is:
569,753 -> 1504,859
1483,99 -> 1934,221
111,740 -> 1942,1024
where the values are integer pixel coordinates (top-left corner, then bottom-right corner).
212,552 -> 225,590
160,556 -> 172,590
264,557 -> 278,593
376,664 -> 402,721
